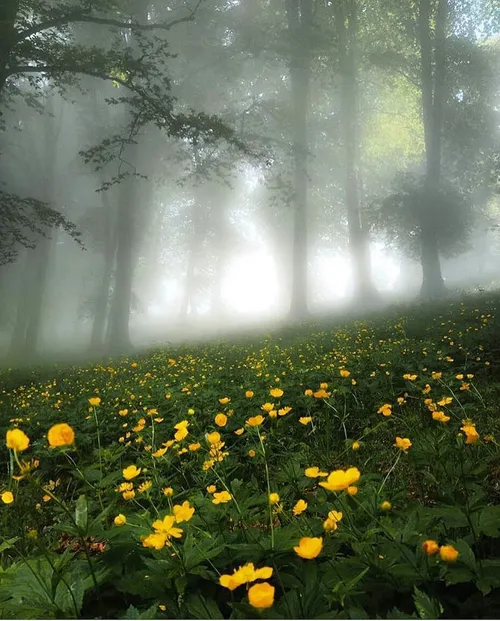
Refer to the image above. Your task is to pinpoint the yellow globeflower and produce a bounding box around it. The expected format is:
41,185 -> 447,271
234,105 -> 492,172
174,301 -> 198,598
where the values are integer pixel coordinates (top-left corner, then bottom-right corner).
340,369 -> 350,378
294,537 -> 323,559
460,422 -> 479,444
6,428 -> 30,452
380,501 -> 392,511
163,487 -> 174,497
173,501 -> 195,523
299,416 -> 312,425
270,388 -> 283,398
114,514 -> 126,526
122,465 -> 141,480
88,397 -> 101,407
212,491 -> 232,504
215,413 -> 228,427
47,423 -> 75,448
1,491 -> 14,504
247,415 -> 264,427
394,437 -> 412,452
293,499 -> 307,516
248,582 -> 275,609
207,431 -> 221,445
304,466 -> 328,478
377,404 -> 392,417
219,397 -> 231,405
269,493 -> 280,505
439,544 -> 459,563
352,441 -> 360,451
319,467 -> 360,492
422,540 -> 439,555
245,390 -> 254,398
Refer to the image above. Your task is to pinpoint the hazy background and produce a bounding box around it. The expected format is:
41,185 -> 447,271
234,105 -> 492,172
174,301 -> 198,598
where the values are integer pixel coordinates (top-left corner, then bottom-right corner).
0,0 -> 499,361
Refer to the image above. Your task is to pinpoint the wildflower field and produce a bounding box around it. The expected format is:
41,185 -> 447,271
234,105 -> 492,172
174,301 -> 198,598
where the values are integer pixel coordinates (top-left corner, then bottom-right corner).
1,295 -> 500,620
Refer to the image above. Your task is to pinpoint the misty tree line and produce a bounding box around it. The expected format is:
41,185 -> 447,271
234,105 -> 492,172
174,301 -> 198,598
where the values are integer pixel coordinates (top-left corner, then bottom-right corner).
0,0 -> 499,358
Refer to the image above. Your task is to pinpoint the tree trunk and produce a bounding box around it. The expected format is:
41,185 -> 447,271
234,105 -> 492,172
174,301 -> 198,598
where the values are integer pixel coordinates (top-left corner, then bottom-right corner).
107,174 -> 137,354
287,0 -> 311,319
0,0 -> 19,95
418,0 -> 447,299
89,190 -> 116,352
335,0 -> 375,300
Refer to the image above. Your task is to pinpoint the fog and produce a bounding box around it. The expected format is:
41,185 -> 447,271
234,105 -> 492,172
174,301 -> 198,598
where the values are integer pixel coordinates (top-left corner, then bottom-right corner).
1,0 -> 499,364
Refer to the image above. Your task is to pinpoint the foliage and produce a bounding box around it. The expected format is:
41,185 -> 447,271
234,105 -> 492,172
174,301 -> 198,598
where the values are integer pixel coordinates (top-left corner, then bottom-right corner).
1,293 -> 500,618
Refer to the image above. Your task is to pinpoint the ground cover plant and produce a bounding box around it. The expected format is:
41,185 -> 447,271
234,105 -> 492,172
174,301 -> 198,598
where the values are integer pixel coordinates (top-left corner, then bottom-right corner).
1,294 -> 500,619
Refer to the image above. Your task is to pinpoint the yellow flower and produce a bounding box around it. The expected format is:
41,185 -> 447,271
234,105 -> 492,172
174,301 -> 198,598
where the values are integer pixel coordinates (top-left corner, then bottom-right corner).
174,427 -> 189,442
163,487 -> 174,497
207,485 -> 216,494
377,404 -> 392,417
138,481 -> 152,494
1,491 -> 14,504
248,582 -> 275,609
313,389 -> 331,399
422,384 -> 431,394
380,501 -> 392,511
437,396 -> 453,406
122,465 -> 141,480
422,540 -> 439,555
270,388 -> 283,398
304,389 -> 313,397
394,437 -> 412,451
299,416 -> 312,425
269,493 -> 280,505
219,397 -> 230,405
6,428 -> 30,452
439,544 -> 459,563
323,509 -> 343,531
340,369 -> 350,378
294,536 -> 323,559
432,411 -> 450,423
293,499 -> 307,516
234,428 -> 245,436
215,413 -> 228,427
403,374 -> 417,381
261,402 -> 274,412
431,371 -> 442,380
47,423 -> 75,448
207,431 -> 221,445
245,390 -> 254,398
319,467 -> 360,492
142,532 -> 168,550
247,415 -> 264,427
189,442 -> 201,451
347,486 -> 358,495
305,466 -> 328,478
352,441 -> 360,451
187,408 -> 195,415
152,514 -> 183,540
173,501 -> 195,523
153,447 -> 167,458
278,406 -> 292,416
119,409 -> 128,416
460,382 -> 470,391
123,490 -> 135,500
212,491 -> 232,504
220,563 -> 273,591
114,514 -> 126,526
88,397 -> 101,407
248,449 -> 256,458
460,423 -> 479,444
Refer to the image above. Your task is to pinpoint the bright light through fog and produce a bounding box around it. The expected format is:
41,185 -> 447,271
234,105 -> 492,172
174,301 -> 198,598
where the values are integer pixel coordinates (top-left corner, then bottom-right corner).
223,252 -> 280,315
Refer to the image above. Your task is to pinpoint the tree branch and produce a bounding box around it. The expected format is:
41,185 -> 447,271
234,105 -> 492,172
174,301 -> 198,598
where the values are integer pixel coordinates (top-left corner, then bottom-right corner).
16,0 -> 203,42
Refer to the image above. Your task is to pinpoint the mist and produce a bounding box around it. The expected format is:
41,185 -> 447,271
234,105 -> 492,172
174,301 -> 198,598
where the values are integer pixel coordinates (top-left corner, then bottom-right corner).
1,0 -> 500,365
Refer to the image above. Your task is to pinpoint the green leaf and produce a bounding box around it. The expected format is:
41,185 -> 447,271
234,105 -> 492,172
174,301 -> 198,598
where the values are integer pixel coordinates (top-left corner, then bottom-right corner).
413,587 -> 443,619
75,495 -> 88,531
185,593 -> 223,619
121,604 -> 158,619
477,506 -> 500,537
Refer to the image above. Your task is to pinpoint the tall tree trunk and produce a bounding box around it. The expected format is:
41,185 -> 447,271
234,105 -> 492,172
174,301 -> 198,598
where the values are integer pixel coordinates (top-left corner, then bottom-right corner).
107,4 -> 148,354
418,0 -> 447,299
287,0 -> 311,319
107,173 -> 137,354
89,188 -> 116,352
335,0 -> 375,300
0,0 -> 19,95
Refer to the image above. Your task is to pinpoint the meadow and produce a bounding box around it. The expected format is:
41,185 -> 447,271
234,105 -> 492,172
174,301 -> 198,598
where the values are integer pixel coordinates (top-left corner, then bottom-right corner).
1,294 -> 500,619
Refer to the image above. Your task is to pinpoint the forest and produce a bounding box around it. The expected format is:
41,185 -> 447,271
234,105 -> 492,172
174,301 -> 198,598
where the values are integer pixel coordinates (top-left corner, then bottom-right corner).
1,0 -> 500,619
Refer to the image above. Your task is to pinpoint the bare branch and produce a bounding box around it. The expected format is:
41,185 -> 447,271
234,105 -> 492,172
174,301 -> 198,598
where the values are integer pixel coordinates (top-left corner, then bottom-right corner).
16,0 -> 203,42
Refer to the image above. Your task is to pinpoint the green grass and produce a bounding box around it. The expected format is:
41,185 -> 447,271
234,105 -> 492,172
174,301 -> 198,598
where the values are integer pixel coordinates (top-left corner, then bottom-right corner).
1,292 -> 500,619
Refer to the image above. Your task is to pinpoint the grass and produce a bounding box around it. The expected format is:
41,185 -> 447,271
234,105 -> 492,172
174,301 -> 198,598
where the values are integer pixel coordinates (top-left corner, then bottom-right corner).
1,292 -> 500,619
